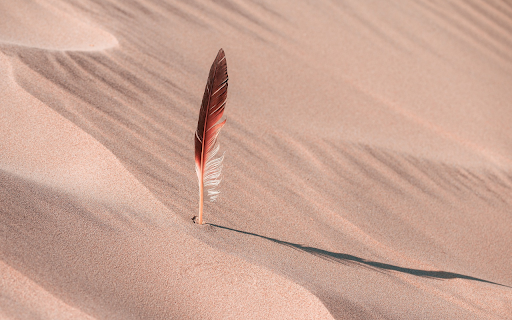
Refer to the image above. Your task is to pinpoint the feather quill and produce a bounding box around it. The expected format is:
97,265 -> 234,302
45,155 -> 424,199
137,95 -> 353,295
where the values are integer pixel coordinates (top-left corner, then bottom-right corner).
194,49 -> 228,224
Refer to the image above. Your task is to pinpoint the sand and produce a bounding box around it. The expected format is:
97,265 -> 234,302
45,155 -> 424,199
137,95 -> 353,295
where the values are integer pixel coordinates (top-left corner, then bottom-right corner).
1,0 -> 511,319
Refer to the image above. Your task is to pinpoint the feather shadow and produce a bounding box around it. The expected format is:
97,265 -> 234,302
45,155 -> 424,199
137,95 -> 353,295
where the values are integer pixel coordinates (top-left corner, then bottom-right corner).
208,223 -> 510,288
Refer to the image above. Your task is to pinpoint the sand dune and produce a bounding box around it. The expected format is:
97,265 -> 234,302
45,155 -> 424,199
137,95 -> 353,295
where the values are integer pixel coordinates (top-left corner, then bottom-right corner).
0,0 -> 117,51
1,0 -> 511,319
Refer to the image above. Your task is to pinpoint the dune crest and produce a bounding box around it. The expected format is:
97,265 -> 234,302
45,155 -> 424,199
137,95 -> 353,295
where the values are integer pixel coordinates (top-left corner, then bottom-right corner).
0,52 -> 164,216
0,0 -> 117,51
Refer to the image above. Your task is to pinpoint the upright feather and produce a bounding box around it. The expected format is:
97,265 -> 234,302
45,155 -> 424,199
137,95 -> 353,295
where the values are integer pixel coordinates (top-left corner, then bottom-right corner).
194,49 -> 228,224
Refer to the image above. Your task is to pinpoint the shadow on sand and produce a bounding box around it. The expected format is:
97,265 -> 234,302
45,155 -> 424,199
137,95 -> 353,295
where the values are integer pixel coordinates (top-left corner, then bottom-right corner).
208,224 -> 510,288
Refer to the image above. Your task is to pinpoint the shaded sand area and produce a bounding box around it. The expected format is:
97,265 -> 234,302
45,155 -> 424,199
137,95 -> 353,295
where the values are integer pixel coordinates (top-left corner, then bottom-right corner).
1,0 -> 512,319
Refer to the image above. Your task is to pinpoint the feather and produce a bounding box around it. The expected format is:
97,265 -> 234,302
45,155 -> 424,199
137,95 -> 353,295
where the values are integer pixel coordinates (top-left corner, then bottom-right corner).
194,49 -> 228,224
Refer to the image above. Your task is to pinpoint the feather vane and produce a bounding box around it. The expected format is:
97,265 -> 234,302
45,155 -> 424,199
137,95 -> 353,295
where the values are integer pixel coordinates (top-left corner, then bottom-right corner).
194,49 -> 228,223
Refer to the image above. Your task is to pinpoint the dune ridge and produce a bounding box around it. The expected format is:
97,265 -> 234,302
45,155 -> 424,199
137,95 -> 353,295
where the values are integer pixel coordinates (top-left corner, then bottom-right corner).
0,0 -> 117,51
1,0 -> 512,319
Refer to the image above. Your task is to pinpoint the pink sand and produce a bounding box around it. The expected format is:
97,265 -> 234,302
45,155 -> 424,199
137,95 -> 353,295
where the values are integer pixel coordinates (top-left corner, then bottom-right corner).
1,0 -> 511,319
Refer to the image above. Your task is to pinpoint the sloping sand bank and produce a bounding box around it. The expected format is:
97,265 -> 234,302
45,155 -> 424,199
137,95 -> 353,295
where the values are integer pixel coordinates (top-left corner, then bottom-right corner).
1,0 -> 512,319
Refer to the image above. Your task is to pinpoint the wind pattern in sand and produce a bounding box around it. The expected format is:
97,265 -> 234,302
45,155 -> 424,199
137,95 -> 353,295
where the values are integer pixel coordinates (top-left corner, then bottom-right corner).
195,49 -> 228,215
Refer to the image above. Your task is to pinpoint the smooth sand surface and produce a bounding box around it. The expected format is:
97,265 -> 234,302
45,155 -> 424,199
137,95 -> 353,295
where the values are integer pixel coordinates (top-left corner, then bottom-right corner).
0,0 -> 117,51
1,0 -> 512,319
